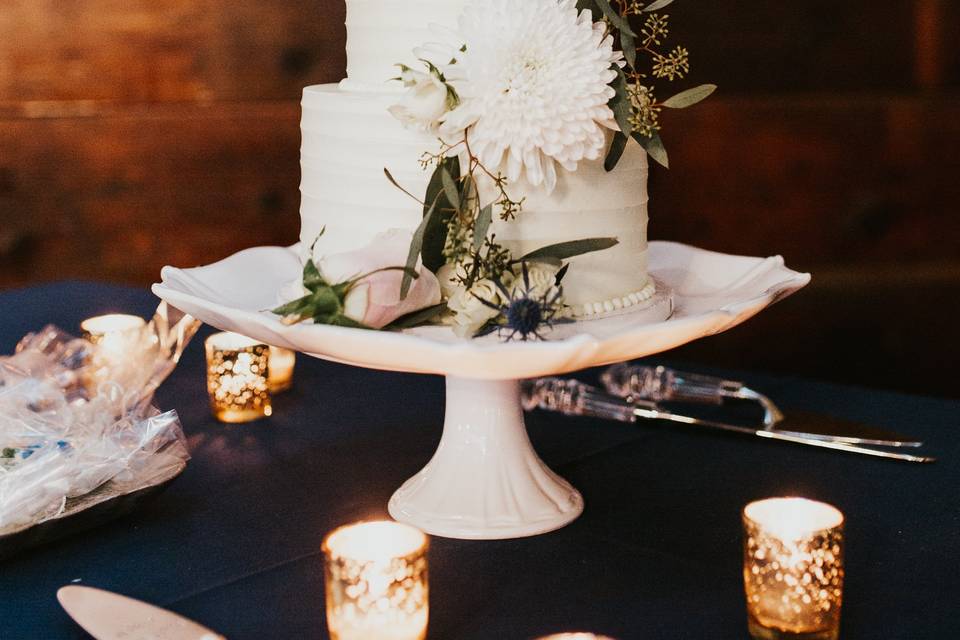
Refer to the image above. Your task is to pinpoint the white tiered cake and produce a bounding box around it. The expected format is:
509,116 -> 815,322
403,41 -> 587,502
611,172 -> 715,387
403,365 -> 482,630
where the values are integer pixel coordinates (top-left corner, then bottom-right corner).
300,0 -> 654,318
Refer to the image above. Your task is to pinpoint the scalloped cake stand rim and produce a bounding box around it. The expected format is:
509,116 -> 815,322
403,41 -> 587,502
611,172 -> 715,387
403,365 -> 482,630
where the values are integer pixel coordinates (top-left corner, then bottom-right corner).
152,241 -> 810,381
152,241 -> 809,539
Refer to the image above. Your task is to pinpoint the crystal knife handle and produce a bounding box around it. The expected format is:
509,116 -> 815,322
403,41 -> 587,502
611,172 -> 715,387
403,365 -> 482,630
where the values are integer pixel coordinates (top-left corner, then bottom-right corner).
601,363 -> 744,405
521,377 -> 653,423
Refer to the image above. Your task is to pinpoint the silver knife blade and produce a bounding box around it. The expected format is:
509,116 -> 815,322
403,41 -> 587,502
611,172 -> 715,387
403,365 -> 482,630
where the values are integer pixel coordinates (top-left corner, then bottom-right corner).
600,365 -> 925,448
58,586 -> 225,640
770,410 -> 924,448
633,405 -> 936,463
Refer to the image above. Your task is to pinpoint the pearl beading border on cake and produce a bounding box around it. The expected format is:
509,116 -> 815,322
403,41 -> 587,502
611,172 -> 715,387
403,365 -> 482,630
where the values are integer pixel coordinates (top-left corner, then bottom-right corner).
567,278 -> 658,319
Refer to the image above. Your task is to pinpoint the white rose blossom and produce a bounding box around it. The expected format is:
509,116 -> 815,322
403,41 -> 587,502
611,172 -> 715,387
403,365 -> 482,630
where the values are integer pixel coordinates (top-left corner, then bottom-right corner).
436,262 -> 467,300
388,64 -> 458,133
512,262 -> 562,300
446,278 -> 504,338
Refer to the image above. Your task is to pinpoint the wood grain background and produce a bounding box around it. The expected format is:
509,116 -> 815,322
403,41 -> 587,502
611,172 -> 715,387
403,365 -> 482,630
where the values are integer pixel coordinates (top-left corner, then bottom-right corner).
1,1 -> 957,396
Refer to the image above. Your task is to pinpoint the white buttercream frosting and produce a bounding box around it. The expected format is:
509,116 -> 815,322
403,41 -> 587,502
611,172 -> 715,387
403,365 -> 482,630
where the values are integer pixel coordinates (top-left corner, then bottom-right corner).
345,0 -> 470,89
568,279 -> 657,318
299,0 -> 654,318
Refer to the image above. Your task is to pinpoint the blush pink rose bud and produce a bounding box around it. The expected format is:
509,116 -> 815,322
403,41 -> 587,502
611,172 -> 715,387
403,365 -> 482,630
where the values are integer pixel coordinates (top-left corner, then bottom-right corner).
317,229 -> 441,329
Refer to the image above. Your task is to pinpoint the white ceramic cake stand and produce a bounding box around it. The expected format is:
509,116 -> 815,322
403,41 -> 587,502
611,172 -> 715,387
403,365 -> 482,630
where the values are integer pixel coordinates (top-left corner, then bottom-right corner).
153,241 -> 809,540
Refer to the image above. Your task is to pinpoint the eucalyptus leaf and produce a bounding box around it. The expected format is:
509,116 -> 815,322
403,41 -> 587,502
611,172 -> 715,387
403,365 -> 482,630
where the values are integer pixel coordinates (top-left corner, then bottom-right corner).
386,303 -> 448,330
596,0 -> 637,36
422,160 -> 448,218
383,167 -> 404,192
620,29 -> 637,69
520,237 -> 620,262
474,204 -> 493,251
633,131 -> 670,169
644,0 -> 674,11
523,256 -> 563,268
441,167 -> 461,211
401,198 -> 437,299
662,84 -> 717,109
383,168 -> 423,204
604,131 -> 628,172
610,69 -> 633,138
421,157 -> 459,271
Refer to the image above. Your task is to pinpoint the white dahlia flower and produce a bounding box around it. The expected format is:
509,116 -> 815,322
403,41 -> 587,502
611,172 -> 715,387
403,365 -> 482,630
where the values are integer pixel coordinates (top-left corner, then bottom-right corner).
438,0 -> 622,192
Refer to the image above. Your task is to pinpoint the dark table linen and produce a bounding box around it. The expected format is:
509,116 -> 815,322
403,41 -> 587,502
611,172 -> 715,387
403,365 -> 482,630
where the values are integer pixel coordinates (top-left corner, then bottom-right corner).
1,281 -> 958,639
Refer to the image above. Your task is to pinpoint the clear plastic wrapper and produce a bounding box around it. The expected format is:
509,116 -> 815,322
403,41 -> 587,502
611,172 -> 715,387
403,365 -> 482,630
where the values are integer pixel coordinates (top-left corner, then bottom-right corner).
0,303 -> 199,536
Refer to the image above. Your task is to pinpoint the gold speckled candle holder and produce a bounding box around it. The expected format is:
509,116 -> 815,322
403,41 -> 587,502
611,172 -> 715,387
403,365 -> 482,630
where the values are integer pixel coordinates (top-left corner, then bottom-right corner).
267,346 -> 296,393
81,313 -> 147,347
323,521 -> 429,640
204,332 -> 272,423
80,313 -> 152,389
743,498 -> 845,640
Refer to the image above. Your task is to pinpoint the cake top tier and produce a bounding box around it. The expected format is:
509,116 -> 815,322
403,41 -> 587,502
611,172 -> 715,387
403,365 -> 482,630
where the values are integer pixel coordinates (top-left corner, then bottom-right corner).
344,0 -> 469,90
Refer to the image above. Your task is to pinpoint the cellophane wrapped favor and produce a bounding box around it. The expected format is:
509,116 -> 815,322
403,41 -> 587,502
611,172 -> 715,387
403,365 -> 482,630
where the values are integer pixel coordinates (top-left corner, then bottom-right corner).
0,303 -> 199,535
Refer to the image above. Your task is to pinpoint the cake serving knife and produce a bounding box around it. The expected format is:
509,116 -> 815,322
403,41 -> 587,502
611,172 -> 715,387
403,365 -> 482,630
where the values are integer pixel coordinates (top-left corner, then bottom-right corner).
58,586 -> 225,640
522,378 -> 936,463
600,364 -> 924,448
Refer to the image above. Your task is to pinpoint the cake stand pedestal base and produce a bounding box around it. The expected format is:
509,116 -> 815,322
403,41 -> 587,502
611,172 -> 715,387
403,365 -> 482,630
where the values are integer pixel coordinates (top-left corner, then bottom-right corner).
388,376 -> 583,540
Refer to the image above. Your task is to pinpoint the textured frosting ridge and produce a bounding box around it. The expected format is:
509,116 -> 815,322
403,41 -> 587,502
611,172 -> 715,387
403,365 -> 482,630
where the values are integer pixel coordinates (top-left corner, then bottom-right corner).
345,0 -> 470,88
300,85 -> 434,258
299,0 -> 654,318
300,84 -> 650,310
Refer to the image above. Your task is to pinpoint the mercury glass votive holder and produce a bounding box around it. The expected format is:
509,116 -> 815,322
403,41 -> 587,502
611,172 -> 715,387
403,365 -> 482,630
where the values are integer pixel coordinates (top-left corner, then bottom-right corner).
323,521 -> 429,640
267,346 -> 296,393
80,313 -> 151,386
81,314 -> 147,350
743,498 -> 845,640
204,332 -> 272,423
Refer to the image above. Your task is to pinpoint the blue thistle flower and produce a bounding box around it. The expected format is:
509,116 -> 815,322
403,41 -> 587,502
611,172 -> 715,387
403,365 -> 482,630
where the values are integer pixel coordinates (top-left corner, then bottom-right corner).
476,262 -> 568,341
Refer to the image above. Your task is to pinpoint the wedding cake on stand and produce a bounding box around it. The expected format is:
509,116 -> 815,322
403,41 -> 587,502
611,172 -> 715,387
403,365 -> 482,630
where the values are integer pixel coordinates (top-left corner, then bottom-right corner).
154,0 -> 810,540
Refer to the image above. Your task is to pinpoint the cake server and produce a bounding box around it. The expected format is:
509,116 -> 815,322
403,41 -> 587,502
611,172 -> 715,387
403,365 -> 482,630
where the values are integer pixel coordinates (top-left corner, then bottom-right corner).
600,363 -> 924,448
522,378 -> 935,463
58,586 -> 225,640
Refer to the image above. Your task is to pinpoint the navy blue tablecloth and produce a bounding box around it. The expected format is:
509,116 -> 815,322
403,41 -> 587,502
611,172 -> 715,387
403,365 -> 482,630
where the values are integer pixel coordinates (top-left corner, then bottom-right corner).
1,281 -> 958,639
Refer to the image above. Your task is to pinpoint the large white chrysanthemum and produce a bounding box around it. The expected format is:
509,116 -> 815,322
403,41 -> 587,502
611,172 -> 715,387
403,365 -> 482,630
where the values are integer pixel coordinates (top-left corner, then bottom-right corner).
438,0 -> 622,192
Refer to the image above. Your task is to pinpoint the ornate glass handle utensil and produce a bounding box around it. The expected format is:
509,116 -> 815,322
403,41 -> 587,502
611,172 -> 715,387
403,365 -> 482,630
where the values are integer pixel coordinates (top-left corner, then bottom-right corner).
522,378 -> 935,463
601,364 -> 925,448
522,376 -> 648,423
601,363 -> 742,404
601,363 -> 784,424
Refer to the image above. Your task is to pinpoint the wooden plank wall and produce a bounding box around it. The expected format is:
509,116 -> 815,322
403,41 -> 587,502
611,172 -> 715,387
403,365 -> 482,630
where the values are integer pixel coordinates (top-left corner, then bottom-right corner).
0,1 -> 958,395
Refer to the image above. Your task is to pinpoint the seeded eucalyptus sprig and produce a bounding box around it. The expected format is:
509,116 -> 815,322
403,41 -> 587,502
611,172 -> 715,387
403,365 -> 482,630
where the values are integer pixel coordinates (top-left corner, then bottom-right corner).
577,0 -> 716,171
386,127 -> 529,299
